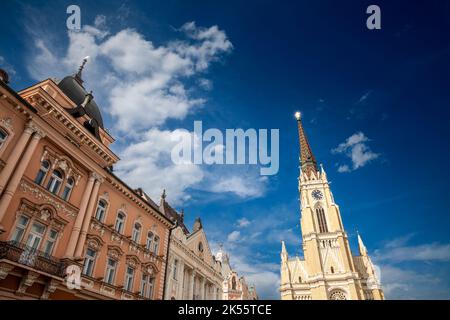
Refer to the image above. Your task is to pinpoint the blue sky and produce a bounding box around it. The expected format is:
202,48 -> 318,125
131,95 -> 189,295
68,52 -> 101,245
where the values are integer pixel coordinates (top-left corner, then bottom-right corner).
1,0 -> 450,299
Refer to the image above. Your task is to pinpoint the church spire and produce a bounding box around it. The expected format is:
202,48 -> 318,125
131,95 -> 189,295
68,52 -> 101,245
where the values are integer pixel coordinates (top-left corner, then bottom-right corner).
357,231 -> 368,256
295,111 -> 318,177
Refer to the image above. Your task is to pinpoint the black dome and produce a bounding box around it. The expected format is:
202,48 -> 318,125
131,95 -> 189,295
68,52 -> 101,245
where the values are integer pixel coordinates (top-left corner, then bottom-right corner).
58,76 -> 104,128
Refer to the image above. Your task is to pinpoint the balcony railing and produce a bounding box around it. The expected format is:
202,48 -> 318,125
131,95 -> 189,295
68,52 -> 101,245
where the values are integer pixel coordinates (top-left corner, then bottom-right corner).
0,241 -> 66,277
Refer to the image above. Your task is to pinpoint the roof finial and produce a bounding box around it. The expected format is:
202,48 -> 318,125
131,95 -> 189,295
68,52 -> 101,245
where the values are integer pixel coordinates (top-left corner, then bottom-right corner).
74,56 -> 89,86
161,189 -> 166,200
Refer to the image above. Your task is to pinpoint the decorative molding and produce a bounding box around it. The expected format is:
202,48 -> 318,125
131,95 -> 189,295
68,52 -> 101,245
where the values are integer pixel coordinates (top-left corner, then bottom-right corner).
40,279 -> 59,300
107,245 -> 124,260
19,179 -> 77,219
16,271 -> 40,295
86,234 -> 105,250
0,262 -> 14,280
0,117 -> 13,132
90,220 -> 106,236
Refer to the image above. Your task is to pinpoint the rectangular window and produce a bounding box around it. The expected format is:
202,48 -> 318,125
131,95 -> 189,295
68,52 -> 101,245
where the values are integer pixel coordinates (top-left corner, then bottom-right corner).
10,215 -> 30,243
25,222 -> 46,250
83,248 -> 97,276
105,258 -> 117,285
124,266 -> 135,292
148,277 -> 155,299
140,274 -> 148,297
43,229 -> 58,256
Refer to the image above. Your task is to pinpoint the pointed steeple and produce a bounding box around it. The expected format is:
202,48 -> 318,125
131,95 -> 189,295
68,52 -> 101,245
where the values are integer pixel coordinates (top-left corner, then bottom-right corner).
281,240 -> 288,262
295,112 -> 318,177
357,231 -> 368,256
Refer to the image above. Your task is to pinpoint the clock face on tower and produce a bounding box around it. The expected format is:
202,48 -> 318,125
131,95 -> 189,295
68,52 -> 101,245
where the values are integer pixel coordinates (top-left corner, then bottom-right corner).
312,189 -> 323,200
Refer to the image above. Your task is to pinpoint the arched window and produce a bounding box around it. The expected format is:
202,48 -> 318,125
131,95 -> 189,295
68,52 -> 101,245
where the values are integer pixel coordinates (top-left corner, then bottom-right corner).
0,128 -> 8,148
316,207 -> 328,233
232,277 -> 237,290
146,231 -> 154,251
331,266 -> 335,274
198,242 -> 204,252
114,212 -> 125,234
35,160 -> 50,185
46,170 -> 63,195
153,235 -> 160,255
61,177 -> 74,201
132,222 -> 142,243
95,200 -> 107,222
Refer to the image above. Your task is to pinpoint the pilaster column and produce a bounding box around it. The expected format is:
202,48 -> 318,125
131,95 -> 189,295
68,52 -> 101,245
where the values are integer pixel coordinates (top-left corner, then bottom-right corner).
74,175 -> 102,258
0,128 -> 45,232
178,262 -> 185,300
200,277 -> 205,300
190,270 -> 196,300
64,173 -> 96,258
0,122 -> 35,194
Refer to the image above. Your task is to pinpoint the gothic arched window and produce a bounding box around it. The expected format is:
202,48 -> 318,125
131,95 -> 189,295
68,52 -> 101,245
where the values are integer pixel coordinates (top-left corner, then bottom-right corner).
232,277 -> 237,290
316,207 -> 328,233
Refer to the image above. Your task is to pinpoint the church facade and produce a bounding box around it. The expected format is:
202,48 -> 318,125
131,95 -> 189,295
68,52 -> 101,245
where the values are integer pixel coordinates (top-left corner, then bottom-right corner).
279,112 -> 384,300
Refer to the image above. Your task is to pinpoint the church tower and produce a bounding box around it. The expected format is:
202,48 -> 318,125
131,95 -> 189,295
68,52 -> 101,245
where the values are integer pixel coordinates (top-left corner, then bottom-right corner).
279,112 -> 384,300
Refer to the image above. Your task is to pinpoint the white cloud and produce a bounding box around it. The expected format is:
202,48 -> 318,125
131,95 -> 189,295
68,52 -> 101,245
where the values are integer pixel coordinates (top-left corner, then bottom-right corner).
210,175 -> 267,198
227,230 -> 241,242
25,15 -> 245,205
375,242 -> 450,263
198,78 -> 213,90
27,18 -> 232,133
378,264 -> 442,299
332,132 -> 380,172
337,164 -> 351,173
114,128 -> 204,205
356,90 -> 372,104
237,218 -> 250,228
372,234 -> 450,299
0,56 -> 17,77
